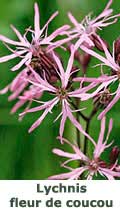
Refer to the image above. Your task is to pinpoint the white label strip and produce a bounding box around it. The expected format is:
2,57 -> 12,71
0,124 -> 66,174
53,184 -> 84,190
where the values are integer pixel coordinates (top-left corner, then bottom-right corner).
0,181 -> 120,209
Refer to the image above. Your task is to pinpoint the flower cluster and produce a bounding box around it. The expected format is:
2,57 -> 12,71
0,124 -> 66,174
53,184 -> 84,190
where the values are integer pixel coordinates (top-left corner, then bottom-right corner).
0,1 -> 120,179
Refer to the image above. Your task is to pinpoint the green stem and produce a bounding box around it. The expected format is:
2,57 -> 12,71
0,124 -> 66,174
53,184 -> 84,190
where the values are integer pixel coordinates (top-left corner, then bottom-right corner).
76,99 -> 81,148
84,119 -> 90,155
83,108 -> 98,155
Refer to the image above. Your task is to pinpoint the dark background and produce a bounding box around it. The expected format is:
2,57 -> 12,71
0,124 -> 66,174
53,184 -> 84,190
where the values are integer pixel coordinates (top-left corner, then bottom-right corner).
0,0 -> 120,179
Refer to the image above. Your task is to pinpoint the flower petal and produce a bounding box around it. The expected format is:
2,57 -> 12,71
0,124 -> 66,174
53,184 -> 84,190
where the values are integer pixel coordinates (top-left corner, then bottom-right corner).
0,49 -> 28,63
34,3 -> 41,40
11,25 -> 29,46
100,167 -> 120,179
64,101 -> 95,145
53,148 -> 80,160
48,167 -> 87,180
11,52 -> 32,71
40,11 -> 58,36
65,47 -> 75,88
0,34 -> 27,46
94,117 -> 106,159
42,25 -> 70,44
81,45 -> 118,71
68,12 -> 79,26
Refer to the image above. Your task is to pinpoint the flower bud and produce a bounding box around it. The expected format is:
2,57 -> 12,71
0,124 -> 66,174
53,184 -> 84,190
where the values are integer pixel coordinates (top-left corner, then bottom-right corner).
116,54 -> 120,65
110,146 -> 120,164
92,34 -> 109,52
93,89 -> 112,109
80,53 -> 91,69
114,37 -> 120,57
114,37 -> 120,66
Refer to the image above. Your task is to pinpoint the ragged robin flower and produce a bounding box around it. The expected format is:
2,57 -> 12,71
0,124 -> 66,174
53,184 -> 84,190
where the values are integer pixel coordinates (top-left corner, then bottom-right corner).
62,0 -> 120,50
48,117 -> 120,180
0,3 -> 70,71
19,49 -> 96,143
79,35 -> 120,119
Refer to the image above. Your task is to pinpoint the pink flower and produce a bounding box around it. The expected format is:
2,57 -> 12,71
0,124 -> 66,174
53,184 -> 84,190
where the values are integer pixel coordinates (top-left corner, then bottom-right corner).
19,50 -> 95,143
0,68 -> 43,113
79,35 -> 120,119
12,85 -> 43,115
64,0 -> 120,49
48,117 -> 120,180
0,3 -> 70,71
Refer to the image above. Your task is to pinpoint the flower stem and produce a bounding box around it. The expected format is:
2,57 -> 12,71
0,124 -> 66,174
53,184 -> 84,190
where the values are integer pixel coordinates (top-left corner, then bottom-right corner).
76,99 -> 81,148
84,119 -> 90,155
71,99 -> 89,149
83,107 -> 98,155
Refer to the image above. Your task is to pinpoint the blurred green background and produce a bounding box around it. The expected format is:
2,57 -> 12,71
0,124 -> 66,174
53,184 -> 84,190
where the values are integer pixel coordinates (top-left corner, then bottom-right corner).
0,0 -> 120,179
